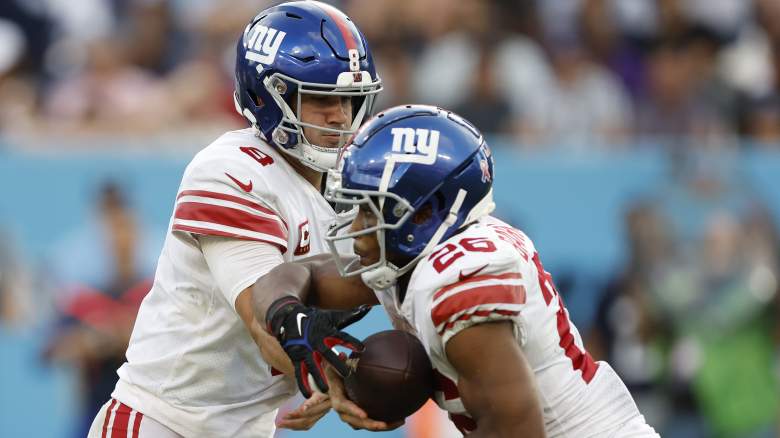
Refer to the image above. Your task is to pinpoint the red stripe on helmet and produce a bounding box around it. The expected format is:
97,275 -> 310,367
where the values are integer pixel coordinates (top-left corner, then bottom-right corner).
314,2 -> 358,51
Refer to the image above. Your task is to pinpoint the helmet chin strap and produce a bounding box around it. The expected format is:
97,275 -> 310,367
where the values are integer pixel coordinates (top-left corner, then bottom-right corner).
298,143 -> 339,172
360,265 -> 398,291
361,189 -> 468,290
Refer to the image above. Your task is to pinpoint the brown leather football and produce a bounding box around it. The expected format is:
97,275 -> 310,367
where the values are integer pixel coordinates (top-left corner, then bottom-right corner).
343,330 -> 434,423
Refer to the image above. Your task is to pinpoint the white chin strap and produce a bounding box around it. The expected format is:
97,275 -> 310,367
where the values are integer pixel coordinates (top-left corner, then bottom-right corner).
360,265 -> 398,291
296,143 -> 339,172
360,189 -> 470,290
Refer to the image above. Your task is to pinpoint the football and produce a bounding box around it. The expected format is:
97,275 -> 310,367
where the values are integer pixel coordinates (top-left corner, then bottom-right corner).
344,330 -> 434,423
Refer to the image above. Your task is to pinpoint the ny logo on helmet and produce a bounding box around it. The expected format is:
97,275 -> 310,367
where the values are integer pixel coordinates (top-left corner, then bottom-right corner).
243,24 -> 287,65
390,128 -> 440,165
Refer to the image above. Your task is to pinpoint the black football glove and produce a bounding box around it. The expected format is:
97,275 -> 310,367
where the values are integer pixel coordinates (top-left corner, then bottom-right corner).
266,296 -> 370,398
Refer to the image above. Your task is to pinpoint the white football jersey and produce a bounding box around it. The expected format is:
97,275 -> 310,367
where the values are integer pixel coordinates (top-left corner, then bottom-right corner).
390,216 -> 656,437
113,128 -> 339,437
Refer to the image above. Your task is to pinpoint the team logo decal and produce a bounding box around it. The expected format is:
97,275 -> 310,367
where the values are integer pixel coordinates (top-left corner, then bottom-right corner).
243,24 -> 286,65
389,128 -> 440,165
377,127 -> 442,195
294,220 -> 311,256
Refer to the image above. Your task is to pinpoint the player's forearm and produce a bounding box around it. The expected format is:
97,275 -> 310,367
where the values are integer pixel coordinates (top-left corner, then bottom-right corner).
234,263 -> 313,378
250,262 -> 314,324
249,254 -> 373,321
235,289 -> 296,376
246,256 -> 377,343
301,256 -> 378,309
248,316 -> 295,376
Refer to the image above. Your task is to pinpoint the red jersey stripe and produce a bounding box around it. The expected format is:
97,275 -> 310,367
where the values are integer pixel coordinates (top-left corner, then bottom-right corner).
101,399 -> 117,438
174,202 -> 287,241
132,411 -> 144,438
315,2 -> 358,51
109,402 -> 132,437
172,224 -> 287,252
431,284 -> 526,327
177,190 -> 287,231
432,272 -> 522,301
437,309 -> 519,336
555,294 -> 599,383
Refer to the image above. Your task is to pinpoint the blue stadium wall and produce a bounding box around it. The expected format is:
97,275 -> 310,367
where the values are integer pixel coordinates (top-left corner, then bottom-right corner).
1,142 -> 779,437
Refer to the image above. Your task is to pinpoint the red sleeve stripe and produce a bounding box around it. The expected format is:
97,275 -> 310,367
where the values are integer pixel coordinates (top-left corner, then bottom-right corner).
175,200 -> 287,239
431,284 -> 526,327
432,272 -> 522,301
432,277 -> 523,309
176,196 -> 287,234
177,190 -> 288,231
172,221 -> 288,252
437,308 -> 519,336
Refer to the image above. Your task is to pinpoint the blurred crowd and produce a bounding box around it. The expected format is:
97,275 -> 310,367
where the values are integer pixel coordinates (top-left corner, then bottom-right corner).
588,154 -> 780,437
0,1 -> 779,438
0,0 -> 778,149
1,180 -> 157,437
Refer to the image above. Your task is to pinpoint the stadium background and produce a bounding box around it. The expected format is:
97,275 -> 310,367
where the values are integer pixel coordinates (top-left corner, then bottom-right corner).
0,0 -> 778,437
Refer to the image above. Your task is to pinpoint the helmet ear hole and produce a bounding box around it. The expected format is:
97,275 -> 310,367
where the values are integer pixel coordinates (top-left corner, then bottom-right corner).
247,90 -> 263,108
412,202 -> 434,225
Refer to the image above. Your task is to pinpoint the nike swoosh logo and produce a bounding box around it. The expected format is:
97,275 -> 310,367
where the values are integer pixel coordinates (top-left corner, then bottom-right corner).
225,172 -> 253,192
458,264 -> 489,282
296,313 -> 307,335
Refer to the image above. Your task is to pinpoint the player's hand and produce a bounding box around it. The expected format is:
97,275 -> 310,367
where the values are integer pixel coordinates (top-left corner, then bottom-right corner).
266,296 -> 370,398
324,363 -> 405,431
276,392 -> 331,430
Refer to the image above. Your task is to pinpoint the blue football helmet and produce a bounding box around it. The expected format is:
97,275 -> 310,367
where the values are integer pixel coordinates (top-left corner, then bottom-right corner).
325,105 -> 496,289
234,1 -> 382,172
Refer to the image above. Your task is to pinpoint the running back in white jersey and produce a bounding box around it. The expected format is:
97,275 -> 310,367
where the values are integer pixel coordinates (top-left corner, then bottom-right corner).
397,216 -> 655,437
113,128 -> 340,437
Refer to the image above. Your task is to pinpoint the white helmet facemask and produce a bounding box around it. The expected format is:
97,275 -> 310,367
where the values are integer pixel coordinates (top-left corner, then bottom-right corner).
262,71 -> 382,172
324,168 -> 493,290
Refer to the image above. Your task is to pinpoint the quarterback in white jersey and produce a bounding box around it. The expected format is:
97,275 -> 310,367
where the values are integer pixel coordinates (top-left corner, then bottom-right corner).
88,2 -> 382,437
261,105 -> 660,436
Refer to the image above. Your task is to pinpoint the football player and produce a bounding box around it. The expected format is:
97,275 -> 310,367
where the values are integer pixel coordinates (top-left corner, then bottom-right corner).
258,105 -> 661,436
87,2 -> 381,437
